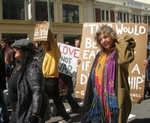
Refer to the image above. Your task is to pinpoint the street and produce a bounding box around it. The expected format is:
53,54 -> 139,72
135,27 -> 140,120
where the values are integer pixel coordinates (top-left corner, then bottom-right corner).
128,96 -> 150,123
46,97 -> 150,123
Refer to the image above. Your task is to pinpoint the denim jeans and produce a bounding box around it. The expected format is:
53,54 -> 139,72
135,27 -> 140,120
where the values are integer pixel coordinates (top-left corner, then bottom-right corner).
0,91 -> 10,123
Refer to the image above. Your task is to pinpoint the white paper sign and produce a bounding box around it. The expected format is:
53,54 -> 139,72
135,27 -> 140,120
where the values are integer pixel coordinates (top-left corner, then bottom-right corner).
58,43 -> 80,76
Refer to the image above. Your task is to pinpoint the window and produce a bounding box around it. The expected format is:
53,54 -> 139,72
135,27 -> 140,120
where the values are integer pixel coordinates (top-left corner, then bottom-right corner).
144,16 -> 150,26
3,0 -> 24,20
101,10 -> 110,21
63,4 -> 79,23
35,1 -> 54,22
64,35 -> 81,46
118,12 -> 127,22
132,14 -> 140,23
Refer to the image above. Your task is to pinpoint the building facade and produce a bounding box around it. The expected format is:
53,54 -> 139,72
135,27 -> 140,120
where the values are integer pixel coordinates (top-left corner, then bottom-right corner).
0,0 -> 150,45
0,0 -> 89,45
93,0 -> 150,42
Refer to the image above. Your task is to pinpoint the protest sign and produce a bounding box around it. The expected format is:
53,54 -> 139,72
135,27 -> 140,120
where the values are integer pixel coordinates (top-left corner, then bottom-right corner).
58,43 -> 80,76
75,22 -> 148,104
33,22 -> 49,41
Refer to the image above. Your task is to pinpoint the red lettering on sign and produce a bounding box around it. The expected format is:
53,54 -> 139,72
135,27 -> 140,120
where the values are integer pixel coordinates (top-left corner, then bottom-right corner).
58,44 -> 79,58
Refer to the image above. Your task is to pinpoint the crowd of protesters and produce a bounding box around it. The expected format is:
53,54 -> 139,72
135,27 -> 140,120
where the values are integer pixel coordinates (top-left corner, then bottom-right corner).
0,33 -> 82,123
0,25 -> 149,123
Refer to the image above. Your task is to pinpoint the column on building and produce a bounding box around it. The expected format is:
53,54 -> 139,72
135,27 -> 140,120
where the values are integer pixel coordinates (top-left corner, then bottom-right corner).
57,34 -> 64,43
54,0 -> 60,22
56,0 -> 62,22
128,11 -> 133,23
114,10 -> 119,22
85,2 -> 94,22
80,0 -> 85,24
141,14 -> 146,23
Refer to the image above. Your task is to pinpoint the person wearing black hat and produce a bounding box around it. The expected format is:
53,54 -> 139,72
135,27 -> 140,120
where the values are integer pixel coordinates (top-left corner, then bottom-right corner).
8,39 -> 50,123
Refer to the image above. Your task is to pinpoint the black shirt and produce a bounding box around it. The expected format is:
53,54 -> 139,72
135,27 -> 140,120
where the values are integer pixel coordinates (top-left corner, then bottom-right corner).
8,68 -> 22,112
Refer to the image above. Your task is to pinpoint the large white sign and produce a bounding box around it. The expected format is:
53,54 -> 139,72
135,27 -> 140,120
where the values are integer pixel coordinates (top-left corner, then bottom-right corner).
58,43 -> 80,76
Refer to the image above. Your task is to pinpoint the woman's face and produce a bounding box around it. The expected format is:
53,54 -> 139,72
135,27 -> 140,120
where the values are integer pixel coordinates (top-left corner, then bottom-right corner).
99,33 -> 114,52
13,48 -> 21,61
75,40 -> 80,48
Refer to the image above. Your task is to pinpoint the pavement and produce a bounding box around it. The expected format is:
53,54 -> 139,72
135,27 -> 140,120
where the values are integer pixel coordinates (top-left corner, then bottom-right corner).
46,99 -> 82,123
127,96 -> 150,123
46,97 -> 150,123
7,97 -> 150,123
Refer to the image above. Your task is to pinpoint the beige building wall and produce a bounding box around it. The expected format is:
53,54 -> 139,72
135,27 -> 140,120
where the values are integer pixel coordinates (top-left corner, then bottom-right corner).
1,0 -> 149,42
0,0 -> 86,43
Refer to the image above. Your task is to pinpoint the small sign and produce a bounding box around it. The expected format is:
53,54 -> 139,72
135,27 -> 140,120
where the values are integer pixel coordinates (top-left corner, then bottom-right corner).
33,22 -> 49,41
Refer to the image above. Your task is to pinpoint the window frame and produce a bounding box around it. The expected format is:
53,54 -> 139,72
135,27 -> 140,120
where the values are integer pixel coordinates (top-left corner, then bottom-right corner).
3,0 -> 25,20
132,14 -> 140,23
62,3 -> 79,23
118,11 -> 128,22
101,9 -> 110,22
35,0 -> 54,22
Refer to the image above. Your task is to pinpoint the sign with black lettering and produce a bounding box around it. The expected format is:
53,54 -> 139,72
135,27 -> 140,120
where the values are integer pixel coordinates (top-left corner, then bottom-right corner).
33,22 -> 49,41
75,22 -> 148,104
58,43 -> 80,76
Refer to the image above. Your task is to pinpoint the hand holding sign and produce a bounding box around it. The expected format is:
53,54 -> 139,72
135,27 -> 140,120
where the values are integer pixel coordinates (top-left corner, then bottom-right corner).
33,21 -> 49,42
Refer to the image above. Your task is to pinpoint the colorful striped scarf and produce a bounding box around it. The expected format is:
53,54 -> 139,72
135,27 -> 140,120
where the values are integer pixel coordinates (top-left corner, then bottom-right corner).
104,50 -> 119,115
87,50 -> 118,123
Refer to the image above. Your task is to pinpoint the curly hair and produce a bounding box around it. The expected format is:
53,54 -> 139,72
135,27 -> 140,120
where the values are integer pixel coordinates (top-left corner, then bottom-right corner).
94,25 -> 118,52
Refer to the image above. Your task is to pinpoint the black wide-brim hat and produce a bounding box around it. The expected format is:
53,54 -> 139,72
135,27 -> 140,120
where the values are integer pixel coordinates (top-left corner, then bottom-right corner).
12,39 -> 34,51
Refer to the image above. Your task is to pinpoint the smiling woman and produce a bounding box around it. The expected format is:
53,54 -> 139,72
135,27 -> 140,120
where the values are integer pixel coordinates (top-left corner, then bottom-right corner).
81,25 -> 136,123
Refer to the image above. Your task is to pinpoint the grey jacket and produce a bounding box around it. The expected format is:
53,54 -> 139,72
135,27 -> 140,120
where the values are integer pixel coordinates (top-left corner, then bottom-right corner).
14,60 -> 50,123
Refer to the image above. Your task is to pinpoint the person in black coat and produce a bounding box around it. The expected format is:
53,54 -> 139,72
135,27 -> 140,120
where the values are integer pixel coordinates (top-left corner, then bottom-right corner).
0,49 -> 10,123
8,39 -> 50,123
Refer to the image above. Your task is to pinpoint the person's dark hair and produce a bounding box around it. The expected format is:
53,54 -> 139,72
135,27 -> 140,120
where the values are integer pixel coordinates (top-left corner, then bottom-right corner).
94,25 -> 118,52
18,49 -> 35,67
1,38 -> 12,47
75,35 -> 82,41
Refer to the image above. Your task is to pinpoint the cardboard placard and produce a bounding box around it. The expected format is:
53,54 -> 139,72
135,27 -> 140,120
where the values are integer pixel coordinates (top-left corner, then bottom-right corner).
33,22 -> 49,41
58,43 -> 80,76
75,22 -> 148,104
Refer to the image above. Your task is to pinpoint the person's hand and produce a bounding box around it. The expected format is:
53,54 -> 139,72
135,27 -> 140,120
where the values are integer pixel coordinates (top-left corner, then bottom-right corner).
143,59 -> 148,66
28,114 -> 38,123
77,59 -> 81,65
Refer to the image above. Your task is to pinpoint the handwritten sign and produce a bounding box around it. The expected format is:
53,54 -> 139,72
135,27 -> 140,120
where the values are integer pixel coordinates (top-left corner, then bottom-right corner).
75,22 -> 148,104
58,43 -> 80,76
33,22 -> 49,41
